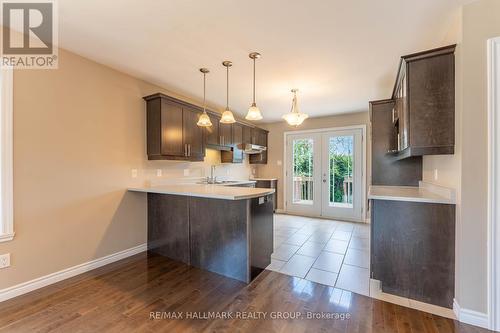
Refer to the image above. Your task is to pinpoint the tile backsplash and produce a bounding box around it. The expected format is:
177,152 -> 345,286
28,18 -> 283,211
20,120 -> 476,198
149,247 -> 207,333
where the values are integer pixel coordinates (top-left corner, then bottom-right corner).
130,149 -> 256,186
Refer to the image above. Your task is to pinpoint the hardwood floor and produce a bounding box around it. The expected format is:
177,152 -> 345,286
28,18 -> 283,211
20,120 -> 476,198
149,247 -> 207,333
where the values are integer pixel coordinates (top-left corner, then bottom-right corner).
0,252 -> 491,333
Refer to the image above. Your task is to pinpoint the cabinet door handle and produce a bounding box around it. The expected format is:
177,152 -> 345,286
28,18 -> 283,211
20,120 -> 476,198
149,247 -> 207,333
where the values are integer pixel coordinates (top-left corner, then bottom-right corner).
188,144 -> 191,157
184,144 -> 187,156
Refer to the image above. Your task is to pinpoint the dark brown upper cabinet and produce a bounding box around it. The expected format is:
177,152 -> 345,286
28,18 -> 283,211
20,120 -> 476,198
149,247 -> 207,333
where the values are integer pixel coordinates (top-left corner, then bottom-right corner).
204,112 -> 233,150
221,122 -> 244,163
144,93 -> 268,164
242,125 -> 252,144
219,122 -> 233,147
250,128 -> 268,164
144,93 -> 205,161
204,112 -> 220,146
388,44 -> 456,160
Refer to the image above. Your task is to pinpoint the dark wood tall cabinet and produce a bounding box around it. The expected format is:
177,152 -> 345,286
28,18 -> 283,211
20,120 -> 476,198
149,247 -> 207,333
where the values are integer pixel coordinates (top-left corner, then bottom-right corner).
369,44 -> 457,309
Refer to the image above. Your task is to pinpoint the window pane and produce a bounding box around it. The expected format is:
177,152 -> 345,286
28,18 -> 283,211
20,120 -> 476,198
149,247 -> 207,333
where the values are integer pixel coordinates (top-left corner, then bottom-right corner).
329,136 -> 354,208
292,138 -> 313,204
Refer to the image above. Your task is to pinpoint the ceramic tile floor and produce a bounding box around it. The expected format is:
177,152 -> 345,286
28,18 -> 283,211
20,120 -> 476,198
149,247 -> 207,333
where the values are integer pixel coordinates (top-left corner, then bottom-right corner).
268,214 -> 371,296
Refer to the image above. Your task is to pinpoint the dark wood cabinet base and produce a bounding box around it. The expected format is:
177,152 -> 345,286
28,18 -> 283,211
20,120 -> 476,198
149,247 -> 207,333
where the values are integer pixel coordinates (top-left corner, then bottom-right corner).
370,199 -> 455,308
147,193 -> 274,283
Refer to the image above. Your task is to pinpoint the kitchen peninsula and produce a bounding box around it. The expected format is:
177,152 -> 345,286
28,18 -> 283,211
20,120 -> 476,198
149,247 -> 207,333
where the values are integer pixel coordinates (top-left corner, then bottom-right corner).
128,184 -> 275,283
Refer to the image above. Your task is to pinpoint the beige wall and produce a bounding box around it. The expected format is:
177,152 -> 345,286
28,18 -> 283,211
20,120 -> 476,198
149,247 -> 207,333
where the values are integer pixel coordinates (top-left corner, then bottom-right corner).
256,112 -> 370,212
455,0 -> 500,314
0,48 -> 252,290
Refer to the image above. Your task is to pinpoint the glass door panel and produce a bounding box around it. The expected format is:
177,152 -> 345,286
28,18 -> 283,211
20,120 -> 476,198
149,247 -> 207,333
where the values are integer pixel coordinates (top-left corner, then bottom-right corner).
292,138 -> 314,205
329,135 -> 354,208
285,133 -> 321,216
321,129 -> 363,221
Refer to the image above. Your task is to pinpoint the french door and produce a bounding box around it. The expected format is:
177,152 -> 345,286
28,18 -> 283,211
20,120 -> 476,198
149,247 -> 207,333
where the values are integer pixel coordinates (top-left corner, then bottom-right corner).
285,128 -> 364,222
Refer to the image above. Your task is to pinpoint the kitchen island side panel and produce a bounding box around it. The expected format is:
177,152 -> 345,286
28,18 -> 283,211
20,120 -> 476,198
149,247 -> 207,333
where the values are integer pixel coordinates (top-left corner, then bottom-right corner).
147,193 -> 190,264
189,197 -> 249,282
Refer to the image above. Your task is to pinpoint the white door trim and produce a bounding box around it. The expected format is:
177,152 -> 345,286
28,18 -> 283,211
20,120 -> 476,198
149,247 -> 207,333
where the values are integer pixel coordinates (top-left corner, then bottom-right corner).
487,36 -> 500,332
283,124 -> 366,222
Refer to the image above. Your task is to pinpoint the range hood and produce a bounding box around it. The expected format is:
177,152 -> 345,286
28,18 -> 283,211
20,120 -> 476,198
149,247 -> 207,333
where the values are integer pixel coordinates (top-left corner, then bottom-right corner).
240,144 -> 267,154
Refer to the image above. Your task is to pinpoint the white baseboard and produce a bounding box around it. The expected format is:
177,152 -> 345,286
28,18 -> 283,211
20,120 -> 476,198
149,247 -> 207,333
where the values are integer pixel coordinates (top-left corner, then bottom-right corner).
0,243 -> 147,303
369,279 -> 456,320
453,299 -> 491,330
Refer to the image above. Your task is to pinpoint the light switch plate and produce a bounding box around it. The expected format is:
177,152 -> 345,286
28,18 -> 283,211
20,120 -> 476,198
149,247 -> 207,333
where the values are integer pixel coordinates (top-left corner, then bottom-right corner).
0,253 -> 10,269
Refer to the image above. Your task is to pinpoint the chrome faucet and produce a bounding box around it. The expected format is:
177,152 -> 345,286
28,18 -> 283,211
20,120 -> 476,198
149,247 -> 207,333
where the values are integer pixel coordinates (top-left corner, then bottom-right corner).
207,165 -> 217,184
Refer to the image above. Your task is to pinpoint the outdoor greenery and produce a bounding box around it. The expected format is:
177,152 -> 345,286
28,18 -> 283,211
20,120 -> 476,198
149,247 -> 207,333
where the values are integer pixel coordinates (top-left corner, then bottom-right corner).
329,154 -> 353,203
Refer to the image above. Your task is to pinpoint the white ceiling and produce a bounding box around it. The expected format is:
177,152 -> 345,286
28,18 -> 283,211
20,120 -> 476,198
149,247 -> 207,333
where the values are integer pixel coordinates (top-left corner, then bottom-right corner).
58,0 -> 463,122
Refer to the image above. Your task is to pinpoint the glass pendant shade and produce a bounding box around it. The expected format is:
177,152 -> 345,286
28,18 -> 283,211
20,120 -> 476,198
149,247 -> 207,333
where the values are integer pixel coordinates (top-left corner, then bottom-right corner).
282,111 -> 308,126
197,111 -> 212,127
282,89 -> 308,127
197,68 -> 212,127
245,52 -> 263,121
220,108 -> 236,123
246,103 -> 263,121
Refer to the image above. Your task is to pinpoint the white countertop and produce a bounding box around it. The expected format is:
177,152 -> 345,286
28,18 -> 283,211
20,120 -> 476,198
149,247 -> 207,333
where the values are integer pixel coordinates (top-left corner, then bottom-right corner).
250,178 -> 278,181
128,184 -> 275,200
368,182 -> 455,204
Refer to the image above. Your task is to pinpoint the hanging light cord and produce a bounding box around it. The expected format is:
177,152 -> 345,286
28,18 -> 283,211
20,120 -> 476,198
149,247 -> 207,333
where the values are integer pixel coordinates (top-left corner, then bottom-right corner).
203,72 -> 206,112
226,65 -> 229,109
253,57 -> 256,104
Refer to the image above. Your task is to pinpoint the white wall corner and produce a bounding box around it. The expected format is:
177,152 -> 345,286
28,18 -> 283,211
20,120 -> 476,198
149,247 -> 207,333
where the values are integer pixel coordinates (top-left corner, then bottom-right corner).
453,299 -> 491,330
0,66 -> 14,241
488,36 -> 500,332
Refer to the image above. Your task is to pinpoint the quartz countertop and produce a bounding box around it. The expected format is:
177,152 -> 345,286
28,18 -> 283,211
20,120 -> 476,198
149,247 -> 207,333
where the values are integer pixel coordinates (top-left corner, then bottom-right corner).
368,182 -> 455,204
128,184 -> 275,200
250,178 -> 278,181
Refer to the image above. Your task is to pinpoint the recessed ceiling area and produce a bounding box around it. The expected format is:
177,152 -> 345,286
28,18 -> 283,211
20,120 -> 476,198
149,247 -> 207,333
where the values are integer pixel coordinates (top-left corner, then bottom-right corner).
58,0 -> 463,122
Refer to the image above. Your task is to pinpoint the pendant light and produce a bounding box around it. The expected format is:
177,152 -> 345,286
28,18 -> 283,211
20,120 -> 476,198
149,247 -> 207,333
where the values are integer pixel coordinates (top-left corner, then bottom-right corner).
197,68 -> 213,127
282,89 -> 308,126
245,52 -> 263,121
220,60 -> 236,124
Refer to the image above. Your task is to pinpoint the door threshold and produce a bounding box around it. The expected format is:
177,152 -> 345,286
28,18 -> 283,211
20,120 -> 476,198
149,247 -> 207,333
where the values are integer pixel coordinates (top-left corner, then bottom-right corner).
277,210 -> 368,224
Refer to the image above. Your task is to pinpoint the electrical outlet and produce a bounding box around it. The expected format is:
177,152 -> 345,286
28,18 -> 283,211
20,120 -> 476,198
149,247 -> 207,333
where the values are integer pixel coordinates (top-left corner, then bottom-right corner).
156,169 -> 162,177
277,160 -> 282,166
0,253 -> 10,269
131,169 -> 138,178
183,169 -> 190,176
434,169 -> 438,181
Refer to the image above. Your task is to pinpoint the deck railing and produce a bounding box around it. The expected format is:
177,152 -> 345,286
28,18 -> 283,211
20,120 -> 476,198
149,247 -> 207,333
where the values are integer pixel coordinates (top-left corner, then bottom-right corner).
293,176 -> 313,203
